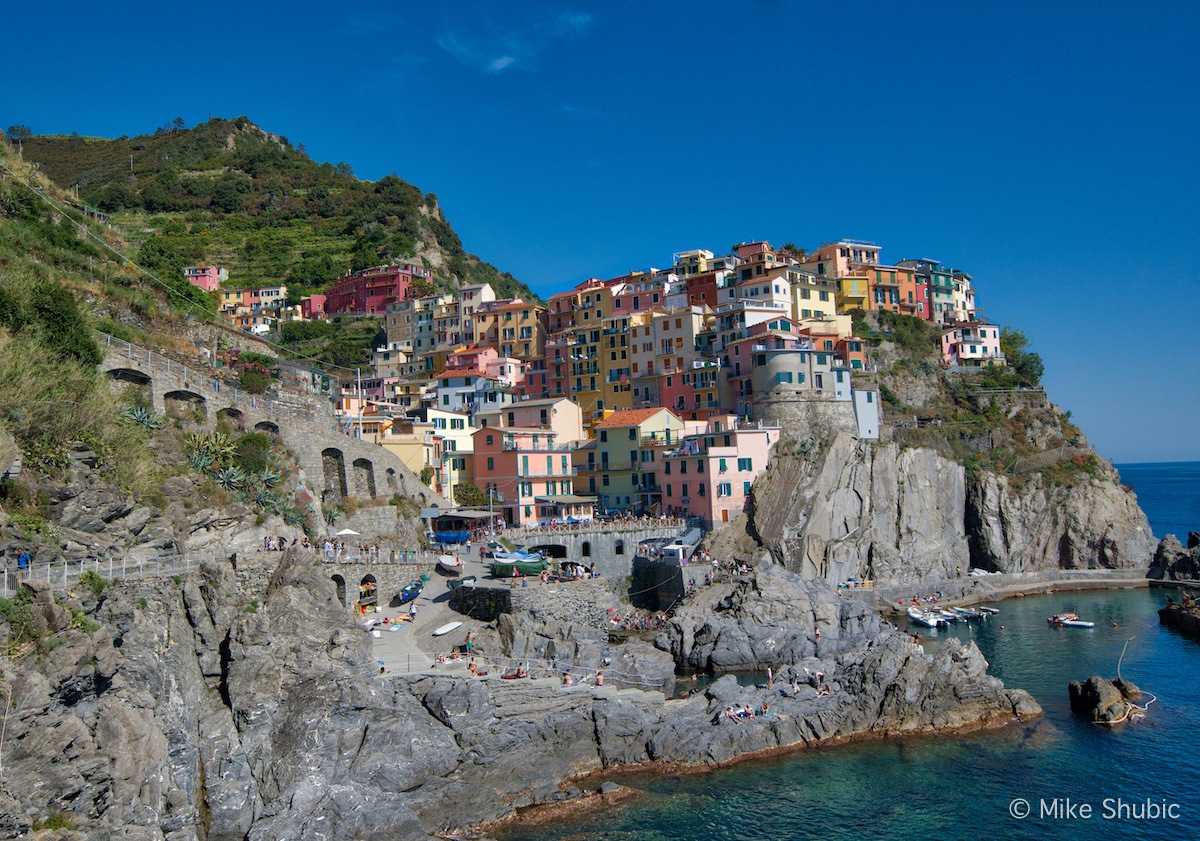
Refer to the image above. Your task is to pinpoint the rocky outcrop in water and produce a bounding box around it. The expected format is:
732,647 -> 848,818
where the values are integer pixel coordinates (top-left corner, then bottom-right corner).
1068,675 -> 1142,723
749,432 -> 1155,586
0,551 -> 1040,840
1148,533 -> 1200,581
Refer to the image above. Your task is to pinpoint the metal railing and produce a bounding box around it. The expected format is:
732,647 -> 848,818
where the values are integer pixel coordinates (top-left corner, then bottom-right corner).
1,550 -> 218,598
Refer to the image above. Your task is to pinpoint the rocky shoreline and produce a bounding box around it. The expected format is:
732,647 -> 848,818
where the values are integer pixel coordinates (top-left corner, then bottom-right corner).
0,551 -> 1041,840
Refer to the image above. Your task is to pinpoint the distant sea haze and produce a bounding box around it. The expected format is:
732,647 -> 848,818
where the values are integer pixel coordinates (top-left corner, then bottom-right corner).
1114,461 -> 1200,541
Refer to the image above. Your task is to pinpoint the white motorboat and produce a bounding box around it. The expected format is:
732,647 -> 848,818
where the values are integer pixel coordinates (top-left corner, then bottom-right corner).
907,606 -> 945,628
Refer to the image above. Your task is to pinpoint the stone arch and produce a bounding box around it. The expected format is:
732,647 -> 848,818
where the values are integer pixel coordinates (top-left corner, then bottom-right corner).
164,390 -> 206,421
254,420 -> 280,435
105,367 -> 152,387
352,457 -> 377,498
358,574 -> 378,610
216,407 -> 246,430
526,544 -> 568,559
331,574 -> 347,607
385,467 -> 398,490
615,539 -> 625,555
582,541 -> 591,558
322,448 -> 348,499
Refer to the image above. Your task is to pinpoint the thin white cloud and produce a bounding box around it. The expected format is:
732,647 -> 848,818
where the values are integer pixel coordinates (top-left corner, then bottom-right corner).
437,7 -> 594,74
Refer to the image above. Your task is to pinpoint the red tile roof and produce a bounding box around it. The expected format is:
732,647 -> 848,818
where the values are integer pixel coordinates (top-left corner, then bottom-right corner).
594,407 -> 676,428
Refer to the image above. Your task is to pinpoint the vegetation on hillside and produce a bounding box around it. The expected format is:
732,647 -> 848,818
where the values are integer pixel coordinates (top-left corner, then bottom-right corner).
19,117 -> 539,303
856,310 -> 1091,486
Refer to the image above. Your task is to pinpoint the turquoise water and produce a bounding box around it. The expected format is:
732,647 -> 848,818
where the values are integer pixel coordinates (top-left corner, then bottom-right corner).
497,464 -> 1200,841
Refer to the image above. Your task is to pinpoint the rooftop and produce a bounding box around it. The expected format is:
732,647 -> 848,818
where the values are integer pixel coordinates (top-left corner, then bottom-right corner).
595,407 -> 677,429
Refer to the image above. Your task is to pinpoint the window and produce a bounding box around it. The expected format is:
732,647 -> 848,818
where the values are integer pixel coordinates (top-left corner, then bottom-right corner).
867,392 -> 874,403
546,455 -> 553,474
487,457 -> 494,470
600,430 -> 608,442
718,482 -> 732,497
522,455 -> 529,474
744,481 -> 752,495
602,474 -> 610,486
775,372 -> 793,384
681,483 -> 690,498
628,428 -> 636,440
697,460 -> 705,473
698,484 -> 706,497
737,457 -> 753,471
486,434 -> 493,445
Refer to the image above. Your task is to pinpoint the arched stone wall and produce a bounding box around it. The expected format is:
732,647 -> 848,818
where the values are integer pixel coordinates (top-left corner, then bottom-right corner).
216,407 -> 246,430
164,390 -> 206,420
331,574 -> 347,606
322,448 -> 348,499
352,457 -> 377,499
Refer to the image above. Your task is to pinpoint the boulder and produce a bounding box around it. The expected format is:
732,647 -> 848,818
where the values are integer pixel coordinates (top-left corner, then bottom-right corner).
1068,675 -> 1138,723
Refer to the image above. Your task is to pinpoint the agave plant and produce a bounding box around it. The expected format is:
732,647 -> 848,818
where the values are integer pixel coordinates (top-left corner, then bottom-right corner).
187,450 -> 214,472
184,432 -> 210,456
121,405 -> 165,429
206,432 -> 236,463
258,468 -> 282,489
214,466 -> 245,491
254,487 -> 275,507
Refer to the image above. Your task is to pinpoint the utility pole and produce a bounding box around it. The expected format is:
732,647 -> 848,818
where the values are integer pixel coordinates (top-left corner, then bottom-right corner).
356,368 -> 363,440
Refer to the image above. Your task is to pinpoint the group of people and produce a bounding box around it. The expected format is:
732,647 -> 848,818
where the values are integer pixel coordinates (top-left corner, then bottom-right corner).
607,608 -> 669,631
263,535 -> 302,552
724,702 -> 771,722
561,669 -> 603,686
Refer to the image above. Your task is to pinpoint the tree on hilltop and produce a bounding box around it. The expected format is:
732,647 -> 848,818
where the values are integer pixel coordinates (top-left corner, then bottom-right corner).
1000,328 -> 1044,386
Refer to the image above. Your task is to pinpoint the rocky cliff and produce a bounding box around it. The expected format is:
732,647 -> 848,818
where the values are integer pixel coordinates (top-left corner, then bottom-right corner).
0,551 -> 1039,839
749,432 -> 1155,586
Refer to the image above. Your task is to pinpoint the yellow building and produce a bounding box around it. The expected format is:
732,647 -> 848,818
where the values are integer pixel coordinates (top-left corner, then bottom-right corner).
472,300 -> 548,363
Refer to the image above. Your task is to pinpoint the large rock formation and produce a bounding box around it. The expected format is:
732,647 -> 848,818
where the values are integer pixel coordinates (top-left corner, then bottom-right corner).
1148,533 -> 1200,581
0,551 -> 1040,840
749,432 -> 1155,586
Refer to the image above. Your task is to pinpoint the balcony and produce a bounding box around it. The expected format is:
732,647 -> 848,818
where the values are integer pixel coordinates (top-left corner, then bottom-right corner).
641,433 -> 676,446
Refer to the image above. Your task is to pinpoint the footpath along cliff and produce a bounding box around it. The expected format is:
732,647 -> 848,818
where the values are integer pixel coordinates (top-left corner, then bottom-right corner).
0,550 -> 1039,840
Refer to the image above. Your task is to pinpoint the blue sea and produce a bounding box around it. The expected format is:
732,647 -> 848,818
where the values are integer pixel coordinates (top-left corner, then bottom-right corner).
497,463 -> 1200,841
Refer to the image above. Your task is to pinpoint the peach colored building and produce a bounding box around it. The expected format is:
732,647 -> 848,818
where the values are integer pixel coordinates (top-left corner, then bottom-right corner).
472,426 -> 575,527
940,323 -> 1004,369
183,266 -> 226,292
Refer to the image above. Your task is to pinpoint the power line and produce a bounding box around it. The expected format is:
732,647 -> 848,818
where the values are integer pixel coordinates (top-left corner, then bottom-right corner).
0,158 -> 363,375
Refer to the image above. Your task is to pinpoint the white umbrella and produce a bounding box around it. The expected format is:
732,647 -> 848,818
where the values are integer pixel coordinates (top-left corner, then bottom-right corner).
335,528 -> 361,537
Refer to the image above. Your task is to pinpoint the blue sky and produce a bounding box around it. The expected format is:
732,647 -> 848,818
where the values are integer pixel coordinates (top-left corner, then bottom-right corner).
6,1 -> 1199,463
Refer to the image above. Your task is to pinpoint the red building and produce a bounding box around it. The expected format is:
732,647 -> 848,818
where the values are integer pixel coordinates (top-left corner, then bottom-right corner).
325,264 -> 432,315
300,294 -> 326,320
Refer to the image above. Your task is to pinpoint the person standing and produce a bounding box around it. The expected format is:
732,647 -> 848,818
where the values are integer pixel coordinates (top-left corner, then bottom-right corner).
17,548 -> 31,574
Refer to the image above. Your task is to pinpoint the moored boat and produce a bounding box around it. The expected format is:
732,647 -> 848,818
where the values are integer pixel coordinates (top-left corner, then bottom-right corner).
907,606 -> 945,628
977,606 -> 1000,615
1048,611 -> 1095,628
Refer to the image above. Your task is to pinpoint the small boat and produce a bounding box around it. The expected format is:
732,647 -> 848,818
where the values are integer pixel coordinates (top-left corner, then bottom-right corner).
951,607 -> 985,621
907,606 -> 945,628
432,620 -> 463,637
1048,611 -> 1095,628
397,579 -> 424,605
437,554 -> 464,574
448,575 -> 477,591
935,609 -> 959,624
977,606 -> 1000,615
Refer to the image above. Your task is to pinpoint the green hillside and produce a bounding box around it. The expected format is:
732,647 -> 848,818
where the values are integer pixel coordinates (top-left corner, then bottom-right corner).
20,117 -> 537,303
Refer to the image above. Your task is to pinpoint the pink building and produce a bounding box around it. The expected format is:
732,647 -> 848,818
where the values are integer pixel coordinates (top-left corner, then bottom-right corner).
472,427 -> 576,527
183,266 -> 227,292
657,416 -> 781,527
940,323 -> 1005,369
300,294 -> 326,320
325,263 -> 431,315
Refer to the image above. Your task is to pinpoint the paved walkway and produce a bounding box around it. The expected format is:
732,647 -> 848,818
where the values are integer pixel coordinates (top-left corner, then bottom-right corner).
371,545 -> 495,673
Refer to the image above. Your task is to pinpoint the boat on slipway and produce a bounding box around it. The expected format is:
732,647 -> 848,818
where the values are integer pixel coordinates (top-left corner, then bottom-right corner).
437,554 -> 464,574
490,557 -> 548,577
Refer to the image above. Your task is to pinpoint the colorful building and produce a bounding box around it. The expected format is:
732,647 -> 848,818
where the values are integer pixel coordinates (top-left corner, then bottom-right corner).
325,263 -> 431,315
183,265 -> 226,292
940,323 -> 1005,369
658,416 -> 780,527
472,427 -> 576,527
578,408 -> 685,514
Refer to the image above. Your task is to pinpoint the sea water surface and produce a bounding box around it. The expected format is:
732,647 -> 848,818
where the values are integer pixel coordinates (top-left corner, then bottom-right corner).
496,463 -> 1200,841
